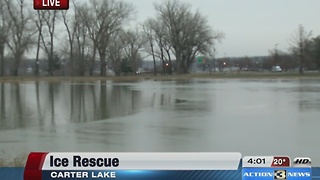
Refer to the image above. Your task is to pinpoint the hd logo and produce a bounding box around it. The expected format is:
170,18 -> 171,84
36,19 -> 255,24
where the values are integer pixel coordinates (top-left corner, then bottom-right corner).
274,170 -> 287,179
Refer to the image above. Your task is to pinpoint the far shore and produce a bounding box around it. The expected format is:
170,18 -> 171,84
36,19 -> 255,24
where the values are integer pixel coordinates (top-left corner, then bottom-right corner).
0,72 -> 320,83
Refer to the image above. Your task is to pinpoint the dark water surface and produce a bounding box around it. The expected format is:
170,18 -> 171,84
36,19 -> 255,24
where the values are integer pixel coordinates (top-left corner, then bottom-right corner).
0,79 -> 319,165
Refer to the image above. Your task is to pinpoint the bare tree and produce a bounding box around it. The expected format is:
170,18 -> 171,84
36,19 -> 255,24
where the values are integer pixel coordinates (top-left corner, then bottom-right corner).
269,49 -> 294,72
106,32 -> 126,75
34,11 -> 45,76
61,1 -> 96,76
154,0 -> 223,74
310,36 -> 320,71
122,29 -> 145,74
61,9 -> 76,75
4,0 -> 36,76
142,19 -> 157,76
76,3 -> 98,76
83,0 -> 134,76
290,24 -> 313,74
77,9 -> 97,76
142,18 -> 175,75
73,3 -> 91,76
0,1 -> 10,76
152,19 -> 172,75
268,48 -> 280,68
40,10 -> 59,76
205,47 -> 217,74
159,30 -> 174,75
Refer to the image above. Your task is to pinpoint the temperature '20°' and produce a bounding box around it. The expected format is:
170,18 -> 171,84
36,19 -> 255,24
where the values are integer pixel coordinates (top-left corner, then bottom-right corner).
242,156 -> 291,168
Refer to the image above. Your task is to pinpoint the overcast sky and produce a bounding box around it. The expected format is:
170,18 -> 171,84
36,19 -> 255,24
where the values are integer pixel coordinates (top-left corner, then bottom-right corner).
126,0 -> 320,58
22,0 -> 320,59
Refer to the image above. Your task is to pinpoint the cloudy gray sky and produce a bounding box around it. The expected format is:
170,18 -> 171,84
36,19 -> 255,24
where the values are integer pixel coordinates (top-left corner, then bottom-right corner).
22,0 -> 320,59
127,0 -> 320,58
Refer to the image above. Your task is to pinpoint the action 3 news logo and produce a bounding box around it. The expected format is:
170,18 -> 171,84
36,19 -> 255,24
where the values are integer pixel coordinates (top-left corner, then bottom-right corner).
34,0 -> 69,10
274,170 -> 286,179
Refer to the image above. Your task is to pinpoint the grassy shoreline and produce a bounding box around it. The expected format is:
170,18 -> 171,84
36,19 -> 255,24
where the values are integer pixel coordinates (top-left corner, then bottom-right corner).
0,72 -> 320,83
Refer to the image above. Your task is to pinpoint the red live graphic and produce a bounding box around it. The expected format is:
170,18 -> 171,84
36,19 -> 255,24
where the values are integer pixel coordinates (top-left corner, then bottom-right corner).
34,0 -> 69,10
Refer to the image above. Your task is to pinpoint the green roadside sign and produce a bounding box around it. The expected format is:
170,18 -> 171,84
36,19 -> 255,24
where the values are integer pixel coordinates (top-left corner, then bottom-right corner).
197,56 -> 205,64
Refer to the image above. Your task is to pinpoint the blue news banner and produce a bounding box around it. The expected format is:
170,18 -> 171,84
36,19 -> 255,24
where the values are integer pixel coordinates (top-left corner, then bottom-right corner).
242,167 -> 312,180
1,167 -> 320,179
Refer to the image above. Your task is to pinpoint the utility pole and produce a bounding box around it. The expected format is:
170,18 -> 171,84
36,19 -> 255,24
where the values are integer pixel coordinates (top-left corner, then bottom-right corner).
212,48 -> 216,73
274,44 -> 278,66
224,52 -> 226,65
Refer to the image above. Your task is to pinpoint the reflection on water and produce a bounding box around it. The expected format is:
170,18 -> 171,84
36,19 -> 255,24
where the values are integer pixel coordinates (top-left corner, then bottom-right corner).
0,79 -> 320,165
297,80 -> 320,112
0,81 -> 143,130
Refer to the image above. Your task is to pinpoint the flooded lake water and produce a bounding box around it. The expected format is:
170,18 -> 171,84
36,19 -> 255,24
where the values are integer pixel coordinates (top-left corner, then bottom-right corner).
0,79 -> 320,165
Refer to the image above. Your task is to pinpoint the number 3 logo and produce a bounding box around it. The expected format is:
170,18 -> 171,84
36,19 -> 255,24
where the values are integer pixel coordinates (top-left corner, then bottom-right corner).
274,170 -> 287,179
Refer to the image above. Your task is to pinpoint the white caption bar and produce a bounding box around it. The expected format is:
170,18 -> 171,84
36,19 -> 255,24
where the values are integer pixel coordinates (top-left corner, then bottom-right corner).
42,152 -> 241,170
